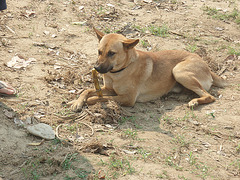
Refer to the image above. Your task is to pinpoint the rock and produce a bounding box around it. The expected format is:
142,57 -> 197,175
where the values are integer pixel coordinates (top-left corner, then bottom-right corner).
27,123 -> 55,140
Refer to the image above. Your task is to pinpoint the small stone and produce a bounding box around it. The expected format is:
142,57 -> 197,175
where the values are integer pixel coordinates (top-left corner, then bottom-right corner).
27,123 -> 55,140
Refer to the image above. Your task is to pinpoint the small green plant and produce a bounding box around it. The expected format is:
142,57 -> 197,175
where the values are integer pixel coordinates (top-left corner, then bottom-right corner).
132,24 -> 169,37
228,47 -> 240,56
104,27 -> 111,34
187,152 -> 209,178
119,116 -> 142,129
56,107 -> 74,117
156,170 -> 169,179
236,144 -> 240,153
137,148 -> 152,161
22,159 -> 42,180
148,24 -> 169,37
165,156 -> 182,170
160,115 -> 174,125
100,155 -> 135,178
228,159 -> 240,171
186,44 -> 198,53
172,135 -> 190,148
203,6 -> 240,25
122,129 -> 138,139
237,84 -> 240,91
61,153 -> 78,170
141,40 -> 150,48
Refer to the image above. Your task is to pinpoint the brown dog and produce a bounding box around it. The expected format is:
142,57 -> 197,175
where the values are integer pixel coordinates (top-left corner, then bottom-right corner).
68,28 -> 225,111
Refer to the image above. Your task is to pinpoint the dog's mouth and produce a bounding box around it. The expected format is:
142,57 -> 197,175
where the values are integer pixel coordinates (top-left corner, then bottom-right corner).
94,64 -> 113,74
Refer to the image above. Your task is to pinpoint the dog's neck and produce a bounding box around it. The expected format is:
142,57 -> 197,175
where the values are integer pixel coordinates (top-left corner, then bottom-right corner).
110,48 -> 138,74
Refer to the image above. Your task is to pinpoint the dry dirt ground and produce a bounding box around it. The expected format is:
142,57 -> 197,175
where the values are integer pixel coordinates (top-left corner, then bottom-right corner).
0,0 -> 240,179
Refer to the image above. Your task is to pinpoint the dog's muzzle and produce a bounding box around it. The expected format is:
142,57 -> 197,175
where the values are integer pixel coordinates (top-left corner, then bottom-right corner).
94,64 -> 113,74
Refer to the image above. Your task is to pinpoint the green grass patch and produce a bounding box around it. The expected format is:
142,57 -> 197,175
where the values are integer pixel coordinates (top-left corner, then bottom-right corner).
99,155 -> 135,179
203,6 -> 240,25
228,47 -> 240,56
133,24 -> 169,37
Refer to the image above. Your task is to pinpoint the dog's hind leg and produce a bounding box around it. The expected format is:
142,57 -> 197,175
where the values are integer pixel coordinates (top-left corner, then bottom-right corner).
172,60 -> 216,108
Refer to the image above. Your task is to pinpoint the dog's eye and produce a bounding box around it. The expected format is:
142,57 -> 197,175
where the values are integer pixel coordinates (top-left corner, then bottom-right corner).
107,51 -> 116,57
98,50 -> 102,56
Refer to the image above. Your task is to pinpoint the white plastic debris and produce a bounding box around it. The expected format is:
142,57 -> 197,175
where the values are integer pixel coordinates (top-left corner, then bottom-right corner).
6,56 -> 36,69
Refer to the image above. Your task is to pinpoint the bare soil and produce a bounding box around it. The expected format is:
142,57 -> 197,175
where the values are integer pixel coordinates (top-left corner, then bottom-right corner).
0,0 -> 240,179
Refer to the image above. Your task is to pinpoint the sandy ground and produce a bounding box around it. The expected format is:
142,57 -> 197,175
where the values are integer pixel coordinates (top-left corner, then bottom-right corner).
0,0 -> 240,179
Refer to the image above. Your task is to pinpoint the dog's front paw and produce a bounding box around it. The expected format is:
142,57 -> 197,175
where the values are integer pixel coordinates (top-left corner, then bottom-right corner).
188,99 -> 198,109
68,99 -> 85,112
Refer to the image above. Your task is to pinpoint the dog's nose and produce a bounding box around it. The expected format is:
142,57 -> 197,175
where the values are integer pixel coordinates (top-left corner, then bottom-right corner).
94,65 -> 101,73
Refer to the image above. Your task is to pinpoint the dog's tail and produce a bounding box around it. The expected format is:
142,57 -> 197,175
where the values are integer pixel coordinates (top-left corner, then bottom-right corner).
211,71 -> 227,87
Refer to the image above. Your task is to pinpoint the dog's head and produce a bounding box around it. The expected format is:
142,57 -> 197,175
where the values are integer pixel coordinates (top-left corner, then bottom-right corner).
93,28 -> 139,74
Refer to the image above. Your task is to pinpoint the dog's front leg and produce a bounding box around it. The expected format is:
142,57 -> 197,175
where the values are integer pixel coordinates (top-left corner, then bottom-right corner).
68,87 -> 116,111
86,94 -> 136,107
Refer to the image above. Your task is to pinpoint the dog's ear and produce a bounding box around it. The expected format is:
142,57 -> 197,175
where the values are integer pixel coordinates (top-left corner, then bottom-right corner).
122,39 -> 139,49
93,27 -> 104,41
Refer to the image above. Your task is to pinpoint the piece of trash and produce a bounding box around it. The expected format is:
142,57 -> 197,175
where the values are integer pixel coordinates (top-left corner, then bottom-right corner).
69,89 -> 76,93
6,55 -> 36,69
79,6 -> 84,10
27,123 -> 55,140
106,3 -> 115,7
14,117 -> 25,127
34,111 -> 45,119
23,10 -> 36,18
215,27 -> 224,31
122,149 -> 137,155
43,31 -> 50,35
54,64 -> 61,69
51,34 -> 57,38
98,170 -> 106,179
143,0 -> 152,3
71,21 -> 87,26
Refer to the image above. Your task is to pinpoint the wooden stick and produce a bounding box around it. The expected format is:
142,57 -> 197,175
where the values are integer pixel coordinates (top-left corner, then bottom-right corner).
92,69 -> 103,97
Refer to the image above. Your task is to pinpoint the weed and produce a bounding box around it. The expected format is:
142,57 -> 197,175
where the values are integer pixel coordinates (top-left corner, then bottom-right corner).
160,115 -> 174,125
56,107 -> 74,117
74,168 -> 91,179
186,44 -> 198,53
51,137 -> 62,145
228,47 -> 240,56
187,151 -> 210,178
178,175 -> 190,180
61,153 -> 78,170
165,156 -> 183,170
237,84 -> 240,91
156,170 -> 169,179
228,159 -> 240,170
203,6 -> 240,25
132,25 -> 145,33
181,110 -> 197,121
122,129 -> 138,140
100,155 -> 135,178
132,24 -> 169,37
104,27 -> 111,34
62,154 -> 92,179
141,39 -> 150,48
137,148 -> 152,161
172,135 -> 190,148
119,116 -> 142,129
22,159 -> 42,180
148,24 -> 169,37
